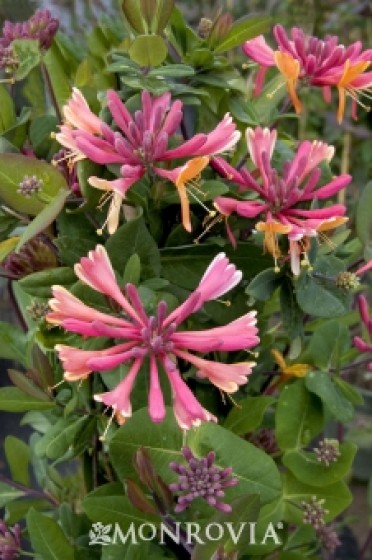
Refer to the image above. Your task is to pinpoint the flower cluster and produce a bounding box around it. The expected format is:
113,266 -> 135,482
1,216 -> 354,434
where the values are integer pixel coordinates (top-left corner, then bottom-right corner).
243,25 -> 372,122
55,88 -> 240,233
169,447 -> 238,512
214,127 -> 350,274
302,496 -> 329,530
47,246 -> 259,430
0,10 -> 59,51
314,438 -> 341,467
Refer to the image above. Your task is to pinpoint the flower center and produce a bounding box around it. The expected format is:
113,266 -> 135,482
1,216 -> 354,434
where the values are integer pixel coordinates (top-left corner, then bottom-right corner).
140,314 -> 175,355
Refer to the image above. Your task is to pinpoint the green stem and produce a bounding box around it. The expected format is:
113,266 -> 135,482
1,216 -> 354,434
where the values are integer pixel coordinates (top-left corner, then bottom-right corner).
19,551 -> 37,557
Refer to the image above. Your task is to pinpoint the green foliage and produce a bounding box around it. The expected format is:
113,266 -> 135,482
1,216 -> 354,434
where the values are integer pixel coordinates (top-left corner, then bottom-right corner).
214,16 -> 271,53
275,379 -> 324,451
224,396 -> 275,435
27,509 -> 75,560
0,322 -> 28,366
356,180 -> 372,260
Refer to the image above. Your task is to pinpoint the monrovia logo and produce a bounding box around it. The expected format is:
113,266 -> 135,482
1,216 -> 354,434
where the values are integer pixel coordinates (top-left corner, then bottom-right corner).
89,521 -> 283,547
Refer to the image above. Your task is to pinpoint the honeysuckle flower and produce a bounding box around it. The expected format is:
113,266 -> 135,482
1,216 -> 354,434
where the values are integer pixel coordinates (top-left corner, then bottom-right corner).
243,25 -> 372,122
214,127 -> 351,274
0,9 -> 59,50
47,246 -> 259,430
54,88 -> 105,165
56,88 -> 240,233
353,294 -> 372,371
169,447 -> 238,512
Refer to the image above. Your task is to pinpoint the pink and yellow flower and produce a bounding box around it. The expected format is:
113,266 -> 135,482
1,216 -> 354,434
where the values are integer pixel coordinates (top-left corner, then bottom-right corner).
243,25 -> 372,122
56,89 -> 240,232
47,246 -> 259,430
214,127 -> 351,274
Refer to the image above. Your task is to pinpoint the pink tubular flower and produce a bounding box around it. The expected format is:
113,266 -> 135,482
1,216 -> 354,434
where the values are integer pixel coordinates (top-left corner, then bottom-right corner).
214,127 -> 351,274
243,25 -> 372,122
56,88 -> 240,232
47,246 -> 259,430
353,294 -> 372,371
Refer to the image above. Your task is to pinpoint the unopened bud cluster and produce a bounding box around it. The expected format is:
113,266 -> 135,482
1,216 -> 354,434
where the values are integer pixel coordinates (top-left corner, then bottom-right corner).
169,447 -> 238,513
317,524 -> 341,554
26,300 -> 50,321
314,438 -> 341,467
336,271 -> 360,290
0,10 -> 59,51
17,175 -> 43,197
302,496 -> 329,530
0,520 -> 21,560
0,45 -> 18,74
197,18 -> 213,38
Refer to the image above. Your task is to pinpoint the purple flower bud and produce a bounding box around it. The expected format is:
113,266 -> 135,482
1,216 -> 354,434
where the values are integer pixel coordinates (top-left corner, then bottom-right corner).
0,520 -> 21,559
169,447 -> 238,513
0,9 -> 59,51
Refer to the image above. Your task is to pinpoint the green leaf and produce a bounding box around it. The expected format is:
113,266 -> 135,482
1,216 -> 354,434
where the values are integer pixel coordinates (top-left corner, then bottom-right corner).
149,64 -> 194,78
246,268 -> 280,301
0,481 -> 25,507
282,442 -> 357,487
121,0 -> 146,33
214,16 -> 271,52
0,387 -> 55,412
334,377 -> 364,406
160,242 -> 271,290
153,0 -> 175,34
18,267 -> 76,298
0,85 -> 16,132
129,35 -> 168,67
123,253 -> 141,285
7,369 -> 51,401
283,473 -> 352,523
43,40 -> 74,109
280,276 -> 303,341
0,321 -> 28,366
295,272 -> 348,318
29,115 -> 59,158
83,494 -> 158,528
275,379 -> 324,451
35,416 -> 94,460
5,436 -> 31,486
252,74 -> 287,124
303,320 -> 350,370
224,396 -> 275,435
16,189 -> 69,251
106,215 -> 161,278
12,39 -> 42,81
27,509 -> 74,560
0,153 -> 68,216
55,209 -> 100,266
192,494 -> 261,559
356,181 -> 372,258
305,371 -> 354,422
